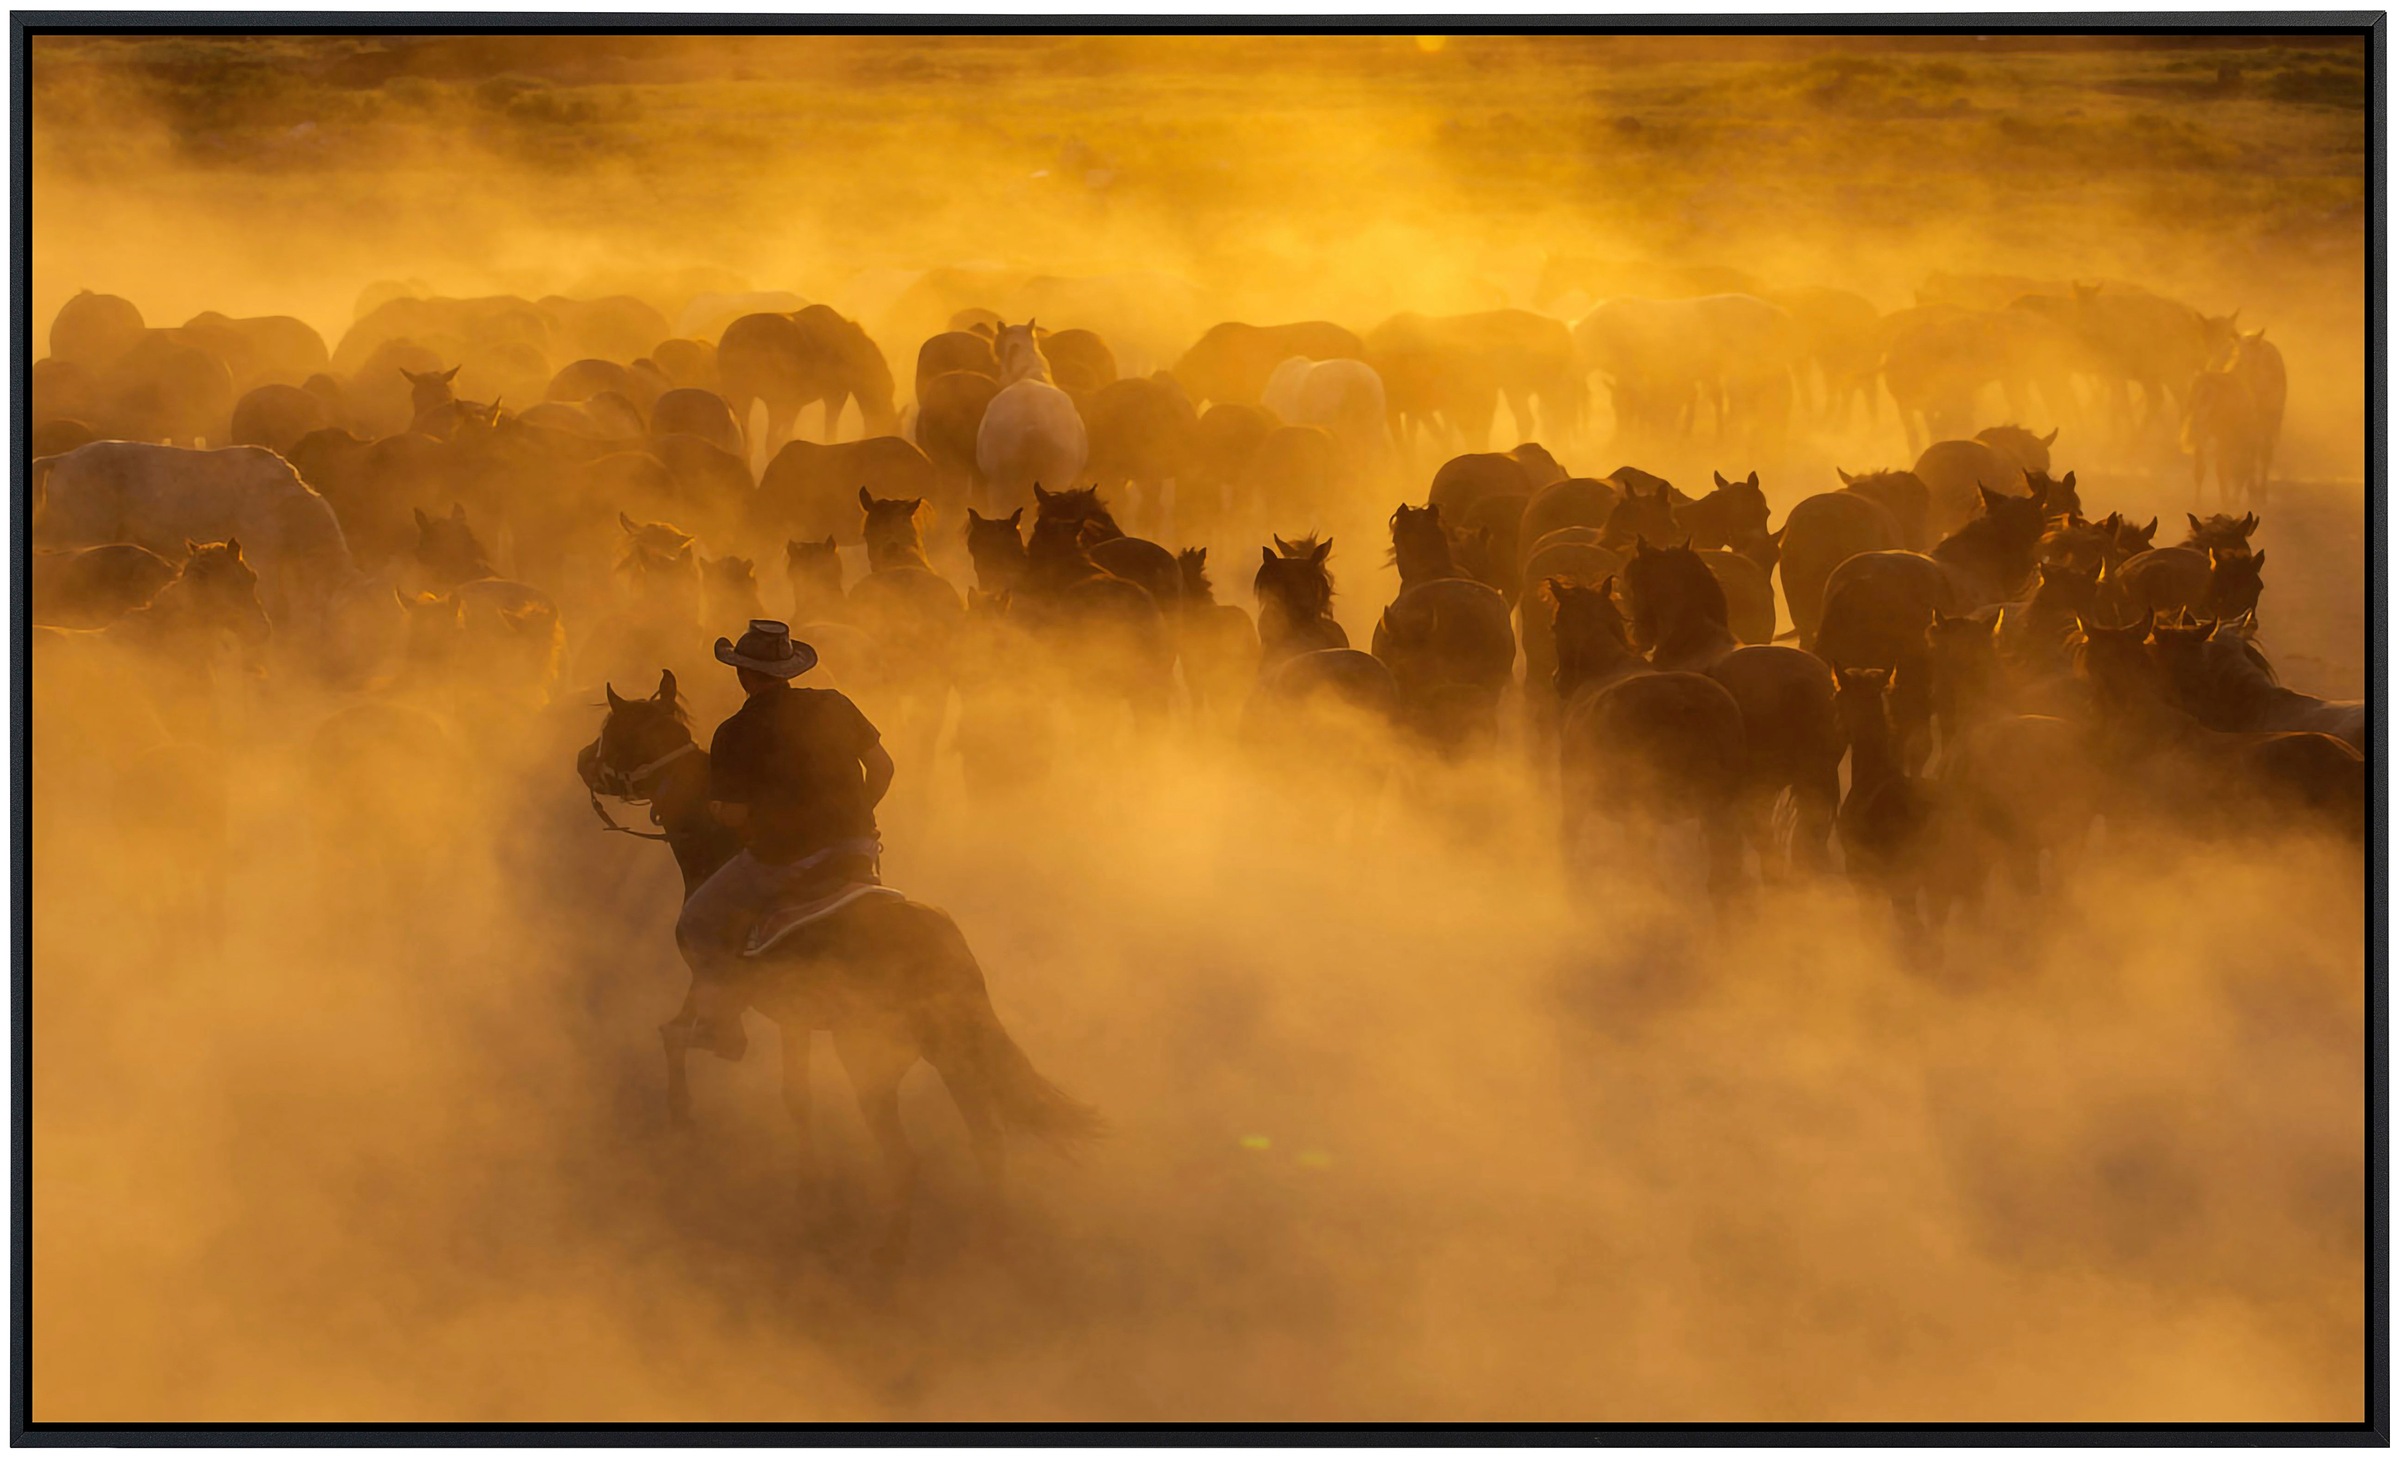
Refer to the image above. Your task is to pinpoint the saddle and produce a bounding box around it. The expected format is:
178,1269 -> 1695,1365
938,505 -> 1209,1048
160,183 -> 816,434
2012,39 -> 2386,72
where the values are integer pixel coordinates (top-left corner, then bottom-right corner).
740,837 -> 902,959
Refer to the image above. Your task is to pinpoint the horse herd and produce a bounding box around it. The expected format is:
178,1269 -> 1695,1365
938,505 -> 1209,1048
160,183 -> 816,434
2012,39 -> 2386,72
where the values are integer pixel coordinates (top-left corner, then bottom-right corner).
27,280 -> 2357,959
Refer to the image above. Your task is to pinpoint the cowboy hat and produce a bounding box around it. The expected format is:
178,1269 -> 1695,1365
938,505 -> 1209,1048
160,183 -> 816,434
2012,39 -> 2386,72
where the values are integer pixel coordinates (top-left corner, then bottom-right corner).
713,619 -> 818,678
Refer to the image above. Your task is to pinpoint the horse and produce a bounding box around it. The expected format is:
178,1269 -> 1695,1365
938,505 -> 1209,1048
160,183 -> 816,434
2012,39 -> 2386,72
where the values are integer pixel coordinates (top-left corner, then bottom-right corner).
1014,514 -> 1174,723
780,537 -> 880,692
411,501 -> 498,592
1032,483 -> 1181,613
965,507 -> 1031,595
579,675 -> 1103,1260
1776,489 -> 1905,651
717,305 -> 897,458
1832,667 -> 1958,959
2073,617 -> 2363,841
849,490 -> 967,772
2108,546 -> 2266,625
975,322 -> 1088,512
2181,512 -> 2259,556
31,542 -> 178,629
2152,615 -> 2365,751
1547,578 -> 1747,910
1252,535 -> 1349,673
1834,467 -> 1932,551
1176,548 -> 1262,731
1675,470 -> 1774,572
1618,541 -> 1841,876
1921,611 -> 2098,910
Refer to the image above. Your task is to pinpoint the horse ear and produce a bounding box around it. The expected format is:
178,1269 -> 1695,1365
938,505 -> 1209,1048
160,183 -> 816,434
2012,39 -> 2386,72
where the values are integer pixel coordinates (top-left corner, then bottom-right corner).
907,497 -> 925,516
185,538 -> 200,558
412,506 -> 430,531
620,512 -> 639,534
2060,470 -> 2076,490
858,486 -> 875,510
2141,517 -> 2157,539
2250,550 -> 2265,573
1978,485 -> 2006,513
2187,512 -> 2204,533
1745,471 -> 1760,490
441,366 -> 460,383
1261,545 -> 1278,568
393,585 -> 411,610
605,684 -> 627,711
1034,483 -> 1053,502
1836,467 -> 1855,485
1310,539 -> 1333,565
1007,507 -> 1023,527
2240,512 -> 2258,534
2041,428 -> 2058,446
656,669 -> 677,702
1676,535 -> 1692,552
1713,470 -> 1730,489
224,537 -> 242,560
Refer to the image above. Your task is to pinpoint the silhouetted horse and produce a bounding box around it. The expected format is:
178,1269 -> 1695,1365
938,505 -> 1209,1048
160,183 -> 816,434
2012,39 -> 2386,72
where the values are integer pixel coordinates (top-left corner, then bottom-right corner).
851,489 -> 966,772
1776,489 -> 1904,652
2181,512 -> 2259,556
2152,615 -> 2365,751
1177,548 -> 1262,731
1833,667 -> 1956,959
1548,578 -> 1747,909
1253,534 -> 1349,673
1016,514 -> 1174,722
2073,617 -> 2363,841
1619,541 -> 1842,875
580,674 -> 1103,1263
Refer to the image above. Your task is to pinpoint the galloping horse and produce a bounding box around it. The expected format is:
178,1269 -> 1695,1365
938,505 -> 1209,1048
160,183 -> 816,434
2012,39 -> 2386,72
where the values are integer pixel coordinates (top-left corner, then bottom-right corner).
579,673 -> 1103,1258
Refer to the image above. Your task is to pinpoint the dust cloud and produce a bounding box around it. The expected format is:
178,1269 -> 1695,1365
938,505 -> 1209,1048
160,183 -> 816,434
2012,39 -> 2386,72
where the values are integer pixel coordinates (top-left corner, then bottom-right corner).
27,31 -> 2367,1423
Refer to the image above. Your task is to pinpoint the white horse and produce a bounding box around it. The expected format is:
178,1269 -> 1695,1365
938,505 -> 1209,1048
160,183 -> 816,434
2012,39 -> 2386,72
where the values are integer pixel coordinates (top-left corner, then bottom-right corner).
1261,356 -> 1393,479
975,321 -> 1087,511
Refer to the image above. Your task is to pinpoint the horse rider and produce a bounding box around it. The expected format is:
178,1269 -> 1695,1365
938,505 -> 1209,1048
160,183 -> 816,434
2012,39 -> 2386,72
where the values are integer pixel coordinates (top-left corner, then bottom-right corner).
669,619 -> 894,1061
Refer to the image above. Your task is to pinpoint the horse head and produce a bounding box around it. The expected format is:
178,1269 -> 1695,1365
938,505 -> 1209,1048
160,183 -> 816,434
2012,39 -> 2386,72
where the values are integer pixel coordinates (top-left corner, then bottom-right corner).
172,538 -> 273,648
590,670 -> 692,791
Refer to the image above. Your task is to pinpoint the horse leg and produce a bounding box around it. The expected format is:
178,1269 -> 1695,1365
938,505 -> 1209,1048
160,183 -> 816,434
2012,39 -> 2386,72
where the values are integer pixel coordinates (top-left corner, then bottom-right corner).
835,1027 -> 920,1269
660,994 -> 697,1128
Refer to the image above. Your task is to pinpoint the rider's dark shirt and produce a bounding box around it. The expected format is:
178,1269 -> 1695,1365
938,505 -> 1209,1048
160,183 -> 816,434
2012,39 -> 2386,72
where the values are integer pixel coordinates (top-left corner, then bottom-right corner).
707,685 -> 881,865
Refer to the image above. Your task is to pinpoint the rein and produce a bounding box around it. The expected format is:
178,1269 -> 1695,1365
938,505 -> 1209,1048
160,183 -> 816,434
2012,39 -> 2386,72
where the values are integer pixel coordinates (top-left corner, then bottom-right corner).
586,740 -> 701,842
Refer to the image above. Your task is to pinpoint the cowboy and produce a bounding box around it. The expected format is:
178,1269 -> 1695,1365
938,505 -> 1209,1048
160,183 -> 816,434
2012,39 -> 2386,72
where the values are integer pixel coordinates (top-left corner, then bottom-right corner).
670,619 -> 894,1061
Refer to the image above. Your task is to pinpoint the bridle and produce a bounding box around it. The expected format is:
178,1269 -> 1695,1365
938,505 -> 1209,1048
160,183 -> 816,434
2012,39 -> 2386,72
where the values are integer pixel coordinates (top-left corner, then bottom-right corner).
585,737 -> 701,842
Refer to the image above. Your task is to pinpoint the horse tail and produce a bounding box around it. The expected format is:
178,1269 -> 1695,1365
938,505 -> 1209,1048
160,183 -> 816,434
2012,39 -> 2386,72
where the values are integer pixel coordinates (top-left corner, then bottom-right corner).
956,998 -> 1108,1153
917,910 -> 1107,1154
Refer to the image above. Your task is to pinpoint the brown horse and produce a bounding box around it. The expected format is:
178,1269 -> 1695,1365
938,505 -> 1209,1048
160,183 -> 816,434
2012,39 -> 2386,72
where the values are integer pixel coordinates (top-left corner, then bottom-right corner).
1253,534 -> 1349,672
1619,541 -> 1841,875
1548,578 -> 1747,908
1177,548 -> 1262,730
2153,615 -> 2365,751
850,490 -> 966,768
1776,489 -> 1904,651
1832,667 -> 1957,957
2074,617 -> 2363,841
2182,512 -> 2259,556
1016,515 -> 1174,721
581,675 -> 1102,1260
1922,612 -> 2097,908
